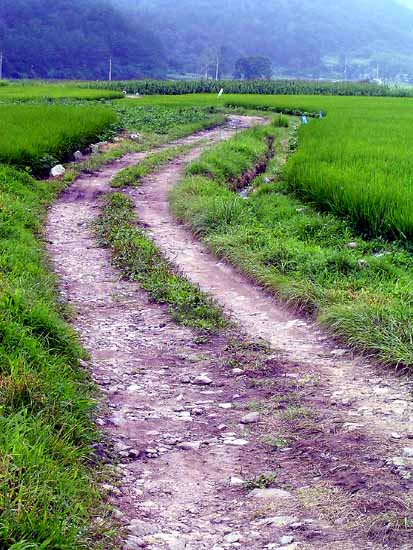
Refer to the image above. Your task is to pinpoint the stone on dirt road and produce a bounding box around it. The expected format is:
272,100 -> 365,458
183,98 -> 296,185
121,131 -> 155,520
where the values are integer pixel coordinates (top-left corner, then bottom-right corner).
279,535 -> 295,546
229,476 -> 244,487
241,412 -> 260,424
73,150 -> 83,161
249,488 -> 293,500
224,532 -> 242,543
178,441 -> 201,451
256,516 -> 298,528
192,374 -> 213,385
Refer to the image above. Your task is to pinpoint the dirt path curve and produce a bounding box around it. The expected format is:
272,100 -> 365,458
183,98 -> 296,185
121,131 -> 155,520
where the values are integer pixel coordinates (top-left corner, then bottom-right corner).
133,140 -> 413,444
48,117 -> 333,550
46,116 -> 413,550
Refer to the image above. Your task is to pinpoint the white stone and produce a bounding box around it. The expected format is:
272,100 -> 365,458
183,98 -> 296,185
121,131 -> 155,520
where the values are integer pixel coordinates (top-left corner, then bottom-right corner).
403,447 -> 413,458
73,150 -> 83,161
50,164 -> 65,177
241,412 -> 260,424
230,476 -> 244,487
249,488 -> 293,500
256,516 -> 298,528
193,374 -> 212,386
224,438 -> 249,446
127,384 -> 141,393
224,533 -> 241,543
178,441 -> 201,451
279,536 -> 295,546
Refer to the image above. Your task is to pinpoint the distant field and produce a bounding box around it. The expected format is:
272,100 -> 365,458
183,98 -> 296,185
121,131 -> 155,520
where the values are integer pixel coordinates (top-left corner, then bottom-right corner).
0,81 -> 123,101
80,78 -> 413,97
0,104 -> 116,174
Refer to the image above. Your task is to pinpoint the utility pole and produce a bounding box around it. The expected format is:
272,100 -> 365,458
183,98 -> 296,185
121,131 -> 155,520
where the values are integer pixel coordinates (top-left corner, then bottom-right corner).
108,56 -> 112,81
344,55 -> 348,81
215,52 -> 219,81
0,52 -> 3,80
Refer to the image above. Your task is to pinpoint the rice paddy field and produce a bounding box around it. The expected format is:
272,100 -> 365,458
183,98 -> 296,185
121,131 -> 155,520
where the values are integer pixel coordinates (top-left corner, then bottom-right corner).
0,81 -> 123,101
0,104 -> 117,174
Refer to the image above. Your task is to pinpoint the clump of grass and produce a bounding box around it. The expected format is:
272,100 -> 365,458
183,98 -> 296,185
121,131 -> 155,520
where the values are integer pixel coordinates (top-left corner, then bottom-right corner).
0,165 -> 108,547
186,124 -> 276,190
96,192 -> 226,332
244,472 -> 278,490
111,144 -> 194,188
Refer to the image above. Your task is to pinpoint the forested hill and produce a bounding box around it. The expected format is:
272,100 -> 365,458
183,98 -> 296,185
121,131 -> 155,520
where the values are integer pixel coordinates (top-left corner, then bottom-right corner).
0,0 -> 165,79
116,0 -> 413,80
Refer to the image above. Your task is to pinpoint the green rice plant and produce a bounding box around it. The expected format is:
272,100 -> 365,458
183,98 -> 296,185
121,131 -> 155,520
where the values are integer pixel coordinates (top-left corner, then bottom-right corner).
0,82 -> 122,100
0,104 -> 116,174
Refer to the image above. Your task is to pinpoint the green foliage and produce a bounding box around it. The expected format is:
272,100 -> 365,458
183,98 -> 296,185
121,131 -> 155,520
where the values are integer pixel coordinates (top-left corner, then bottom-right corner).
244,472 -> 278,490
283,103 -> 413,241
0,104 -> 116,175
96,192 -> 226,331
234,56 -> 273,80
0,165 -> 102,547
115,103 -> 221,134
170,121 -> 413,367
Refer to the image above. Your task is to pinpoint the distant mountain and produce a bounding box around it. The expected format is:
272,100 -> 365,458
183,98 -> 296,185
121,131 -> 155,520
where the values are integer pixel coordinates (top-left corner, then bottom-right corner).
0,0 -> 166,79
115,0 -> 413,80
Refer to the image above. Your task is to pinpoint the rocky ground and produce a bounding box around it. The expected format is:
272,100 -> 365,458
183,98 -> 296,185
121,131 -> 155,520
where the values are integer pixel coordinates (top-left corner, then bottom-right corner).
46,117 -> 413,549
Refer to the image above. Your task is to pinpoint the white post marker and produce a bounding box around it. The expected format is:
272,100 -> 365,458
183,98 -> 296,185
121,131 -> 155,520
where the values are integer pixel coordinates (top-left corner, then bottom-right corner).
217,88 -> 224,98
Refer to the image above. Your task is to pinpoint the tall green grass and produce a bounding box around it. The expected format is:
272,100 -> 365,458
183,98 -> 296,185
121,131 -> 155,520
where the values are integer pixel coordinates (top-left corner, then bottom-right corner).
0,104 -> 116,175
186,123 -> 278,189
0,165 -> 104,547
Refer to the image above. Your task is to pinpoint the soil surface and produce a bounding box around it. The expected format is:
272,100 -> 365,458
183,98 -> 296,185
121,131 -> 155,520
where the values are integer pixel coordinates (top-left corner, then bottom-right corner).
46,117 -> 413,550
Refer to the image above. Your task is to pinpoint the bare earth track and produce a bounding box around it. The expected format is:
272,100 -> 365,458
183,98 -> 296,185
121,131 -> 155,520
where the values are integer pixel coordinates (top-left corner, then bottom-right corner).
47,117 -> 413,549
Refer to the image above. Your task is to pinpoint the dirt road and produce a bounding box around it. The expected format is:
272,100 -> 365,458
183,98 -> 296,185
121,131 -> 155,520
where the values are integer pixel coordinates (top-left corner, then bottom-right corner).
47,117 -> 413,549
